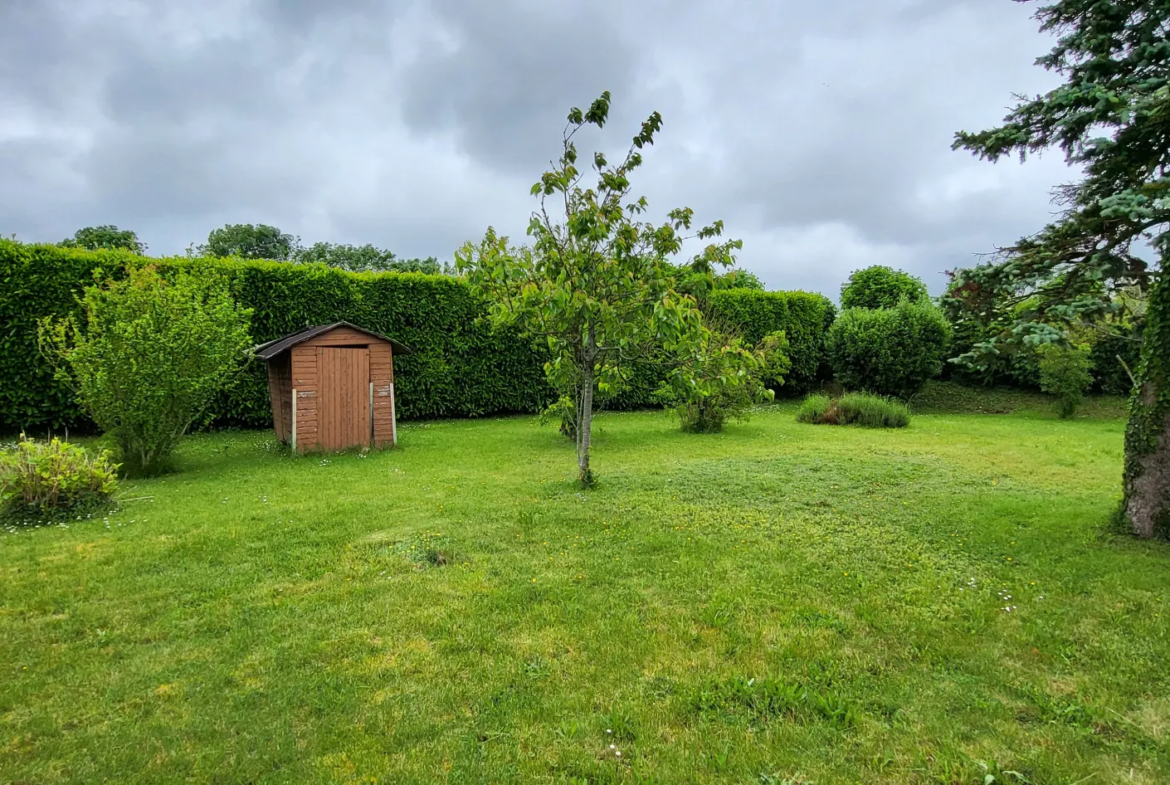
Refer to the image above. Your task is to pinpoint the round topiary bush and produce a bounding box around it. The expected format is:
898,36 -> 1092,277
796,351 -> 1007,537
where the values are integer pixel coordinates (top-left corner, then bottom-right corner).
840,266 -> 929,310
826,301 -> 951,398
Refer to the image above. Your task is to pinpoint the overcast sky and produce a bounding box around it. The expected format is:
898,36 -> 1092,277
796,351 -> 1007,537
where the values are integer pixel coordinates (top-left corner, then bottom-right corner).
1,0 -> 1072,298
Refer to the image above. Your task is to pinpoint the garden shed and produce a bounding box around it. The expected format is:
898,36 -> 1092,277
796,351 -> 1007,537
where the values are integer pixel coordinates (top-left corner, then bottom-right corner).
253,322 -> 411,453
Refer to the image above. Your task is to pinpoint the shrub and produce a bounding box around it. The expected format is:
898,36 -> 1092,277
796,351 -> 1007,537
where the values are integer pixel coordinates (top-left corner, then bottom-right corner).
1037,343 -> 1094,418
826,301 -> 951,398
0,435 -> 118,520
659,330 -> 786,434
840,266 -> 929,310
39,266 -> 253,475
795,392 -> 910,428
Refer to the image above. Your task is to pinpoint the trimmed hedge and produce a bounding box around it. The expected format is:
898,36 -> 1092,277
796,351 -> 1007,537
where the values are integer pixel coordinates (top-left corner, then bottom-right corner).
706,289 -> 836,390
0,241 -> 553,431
2,242 -> 837,432
826,301 -> 951,398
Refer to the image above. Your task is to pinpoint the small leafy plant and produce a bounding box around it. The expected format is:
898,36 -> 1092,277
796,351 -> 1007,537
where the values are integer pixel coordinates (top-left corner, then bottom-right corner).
1036,343 -> 1093,419
796,392 -> 910,428
0,434 -> 118,521
538,394 -> 578,441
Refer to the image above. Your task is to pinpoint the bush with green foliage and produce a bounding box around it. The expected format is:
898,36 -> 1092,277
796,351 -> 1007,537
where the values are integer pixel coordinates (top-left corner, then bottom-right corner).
659,330 -> 788,434
1036,344 -> 1094,419
795,392 -> 910,428
39,266 -> 253,475
840,266 -> 929,310
826,301 -> 951,398
706,289 -> 835,390
0,434 -> 118,520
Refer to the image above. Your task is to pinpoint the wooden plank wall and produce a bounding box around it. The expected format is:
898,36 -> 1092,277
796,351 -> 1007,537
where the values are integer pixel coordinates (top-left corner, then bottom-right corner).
266,354 -> 293,442
371,344 -> 395,447
291,345 -> 319,451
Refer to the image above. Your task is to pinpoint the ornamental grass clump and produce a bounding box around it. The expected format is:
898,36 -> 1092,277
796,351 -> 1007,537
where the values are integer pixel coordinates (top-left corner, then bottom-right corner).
795,392 -> 910,429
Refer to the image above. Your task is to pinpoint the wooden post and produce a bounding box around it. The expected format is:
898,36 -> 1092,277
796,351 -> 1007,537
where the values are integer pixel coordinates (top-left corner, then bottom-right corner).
390,382 -> 397,446
291,389 -> 297,452
369,381 -> 374,447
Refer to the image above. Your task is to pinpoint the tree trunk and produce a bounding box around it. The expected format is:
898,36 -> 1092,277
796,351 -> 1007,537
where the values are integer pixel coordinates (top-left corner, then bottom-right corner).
577,362 -> 595,487
1122,272 -> 1170,539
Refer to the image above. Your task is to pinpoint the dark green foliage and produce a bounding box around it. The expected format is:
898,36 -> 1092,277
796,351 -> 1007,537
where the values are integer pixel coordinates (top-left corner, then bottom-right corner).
715,268 -> 764,290
826,301 -> 951,398
706,289 -> 836,390
1089,331 -> 1141,395
198,223 -> 296,260
0,241 -> 142,431
840,265 -> 929,310
59,225 -> 145,255
1037,344 -> 1093,419
796,392 -> 910,429
0,434 -> 118,521
1122,273 -> 1170,539
911,380 -> 1127,418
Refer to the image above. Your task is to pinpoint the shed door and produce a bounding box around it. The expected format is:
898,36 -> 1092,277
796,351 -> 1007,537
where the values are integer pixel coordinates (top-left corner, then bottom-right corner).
317,347 -> 370,451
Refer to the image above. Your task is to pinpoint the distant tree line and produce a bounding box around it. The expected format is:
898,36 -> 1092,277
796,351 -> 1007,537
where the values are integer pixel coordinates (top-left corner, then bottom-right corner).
55,222 -> 452,274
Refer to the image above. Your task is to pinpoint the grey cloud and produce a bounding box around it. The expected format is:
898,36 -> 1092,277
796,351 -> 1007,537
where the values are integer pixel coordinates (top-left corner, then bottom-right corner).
398,0 -> 641,172
0,0 -> 1073,297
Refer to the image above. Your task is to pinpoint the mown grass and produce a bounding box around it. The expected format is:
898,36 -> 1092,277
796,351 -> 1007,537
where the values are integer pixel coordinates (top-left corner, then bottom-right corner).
1,403 -> 1168,784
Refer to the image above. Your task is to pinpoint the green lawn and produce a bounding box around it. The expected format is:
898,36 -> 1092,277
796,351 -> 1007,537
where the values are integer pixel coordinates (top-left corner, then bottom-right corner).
2,403 -> 1168,784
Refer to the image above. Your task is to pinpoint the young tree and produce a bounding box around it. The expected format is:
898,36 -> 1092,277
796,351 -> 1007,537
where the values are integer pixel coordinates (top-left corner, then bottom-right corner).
39,266 -> 253,475
951,0 -> 1170,538
199,223 -> 297,260
456,92 -> 743,485
59,225 -> 146,255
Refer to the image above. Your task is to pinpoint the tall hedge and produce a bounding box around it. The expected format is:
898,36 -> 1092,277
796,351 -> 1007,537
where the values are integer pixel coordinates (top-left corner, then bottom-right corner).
0,241 -> 553,432
707,289 -> 836,390
3,242 -> 837,432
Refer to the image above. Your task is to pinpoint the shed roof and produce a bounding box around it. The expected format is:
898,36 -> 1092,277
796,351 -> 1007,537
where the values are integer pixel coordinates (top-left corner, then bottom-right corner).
253,321 -> 412,360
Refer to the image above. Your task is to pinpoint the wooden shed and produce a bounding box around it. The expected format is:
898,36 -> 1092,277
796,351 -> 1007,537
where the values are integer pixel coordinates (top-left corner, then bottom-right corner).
253,322 -> 411,453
